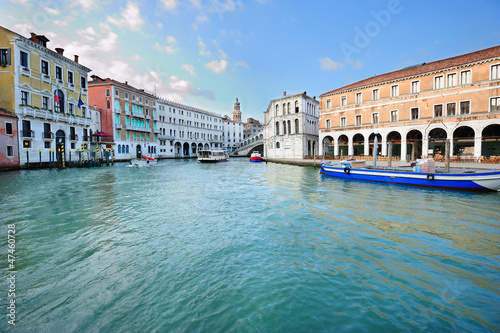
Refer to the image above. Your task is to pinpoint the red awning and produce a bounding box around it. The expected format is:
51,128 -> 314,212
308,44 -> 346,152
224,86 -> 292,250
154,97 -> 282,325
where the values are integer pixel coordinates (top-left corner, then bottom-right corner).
91,131 -> 112,137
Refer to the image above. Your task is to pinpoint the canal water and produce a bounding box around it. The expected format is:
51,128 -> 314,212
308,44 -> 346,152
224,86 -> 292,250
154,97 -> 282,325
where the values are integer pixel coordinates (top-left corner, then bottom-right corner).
1,159 -> 499,332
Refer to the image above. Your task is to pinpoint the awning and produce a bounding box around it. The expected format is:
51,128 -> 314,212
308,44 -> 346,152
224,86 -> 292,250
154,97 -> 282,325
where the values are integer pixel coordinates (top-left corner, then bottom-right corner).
91,131 -> 112,137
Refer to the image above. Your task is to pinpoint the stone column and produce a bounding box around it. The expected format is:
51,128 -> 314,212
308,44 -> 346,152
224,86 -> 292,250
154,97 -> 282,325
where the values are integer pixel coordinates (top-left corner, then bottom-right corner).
364,136 -> 370,156
381,137 -> 387,156
422,137 -> 429,158
474,136 -> 482,159
401,139 -> 407,162
334,139 -> 339,157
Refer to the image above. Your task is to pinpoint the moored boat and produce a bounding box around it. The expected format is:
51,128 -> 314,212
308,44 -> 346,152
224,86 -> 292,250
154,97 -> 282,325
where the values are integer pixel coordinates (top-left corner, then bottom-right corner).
198,150 -> 229,163
129,155 -> 157,167
250,151 -> 262,163
320,160 -> 500,191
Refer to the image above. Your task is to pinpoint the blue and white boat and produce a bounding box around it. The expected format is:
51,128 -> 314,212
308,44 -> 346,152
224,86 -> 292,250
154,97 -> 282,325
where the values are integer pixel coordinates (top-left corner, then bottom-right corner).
320,160 -> 500,191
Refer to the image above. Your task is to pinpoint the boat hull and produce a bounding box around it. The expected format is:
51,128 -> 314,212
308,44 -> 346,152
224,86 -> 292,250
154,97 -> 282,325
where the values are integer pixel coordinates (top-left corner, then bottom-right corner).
320,163 -> 500,191
250,157 -> 262,162
129,158 -> 157,167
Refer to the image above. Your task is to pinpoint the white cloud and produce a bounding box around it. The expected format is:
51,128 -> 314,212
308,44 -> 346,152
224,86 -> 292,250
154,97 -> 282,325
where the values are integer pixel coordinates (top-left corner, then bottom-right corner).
167,36 -> 177,44
44,7 -> 60,15
160,0 -> 178,11
77,26 -> 100,42
233,61 -> 249,69
165,46 -> 177,54
53,20 -> 69,27
319,57 -> 344,71
198,37 -> 210,56
182,64 -> 197,76
208,0 -> 243,13
189,0 -> 202,9
97,31 -> 119,52
157,22 -> 163,29
168,75 -> 215,100
107,2 -> 144,31
154,42 -> 162,51
72,0 -> 97,11
131,54 -> 141,61
196,14 -> 209,23
205,59 -> 228,74
349,60 -> 364,69
8,0 -> 30,5
219,49 -> 227,59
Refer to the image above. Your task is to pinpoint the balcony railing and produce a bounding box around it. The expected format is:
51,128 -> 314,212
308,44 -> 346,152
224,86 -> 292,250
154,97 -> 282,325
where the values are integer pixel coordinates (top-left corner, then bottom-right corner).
116,123 -> 123,129
125,125 -> 151,133
21,130 -> 34,138
43,132 -> 55,139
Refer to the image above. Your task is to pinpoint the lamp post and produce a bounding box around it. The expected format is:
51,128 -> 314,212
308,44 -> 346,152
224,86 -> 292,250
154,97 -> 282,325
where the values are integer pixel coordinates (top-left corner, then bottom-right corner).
373,131 -> 379,168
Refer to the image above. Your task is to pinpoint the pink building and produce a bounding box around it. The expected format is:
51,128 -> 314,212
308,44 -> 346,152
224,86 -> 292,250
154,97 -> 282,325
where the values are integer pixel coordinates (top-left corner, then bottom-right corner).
0,108 -> 19,169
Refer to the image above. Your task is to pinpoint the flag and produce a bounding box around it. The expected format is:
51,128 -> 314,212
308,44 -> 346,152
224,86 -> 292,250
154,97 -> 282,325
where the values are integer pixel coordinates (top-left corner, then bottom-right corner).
54,82 -> 59,104
78,92 -> 84,109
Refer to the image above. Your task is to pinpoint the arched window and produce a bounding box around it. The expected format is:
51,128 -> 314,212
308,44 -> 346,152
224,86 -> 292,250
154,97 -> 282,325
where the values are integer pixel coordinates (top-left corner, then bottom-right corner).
275,104 -> 279,116
283,121 -> 286,135
276,142 -> 280,149
287,102 -> 290,114
295,101 -> 299,113
295,119 -> 299,134
115,100 -> 119,110
54,89 -> 65,113
287,120 -> 291,134
107,100 -> 111,109
126,145 -> 129,153
118,145 -> 122,154
283,103 -> 286,115
275,122 -> 280,136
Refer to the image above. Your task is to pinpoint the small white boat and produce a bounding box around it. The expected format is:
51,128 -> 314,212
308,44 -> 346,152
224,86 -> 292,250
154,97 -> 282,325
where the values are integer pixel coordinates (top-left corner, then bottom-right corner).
129,156 -> 157,167
250,151 -> 262,162
198,150 -> 229,163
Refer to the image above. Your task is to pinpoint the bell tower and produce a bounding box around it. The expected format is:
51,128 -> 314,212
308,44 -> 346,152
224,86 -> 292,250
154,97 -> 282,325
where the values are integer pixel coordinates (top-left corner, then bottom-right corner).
233,98 -> 242,122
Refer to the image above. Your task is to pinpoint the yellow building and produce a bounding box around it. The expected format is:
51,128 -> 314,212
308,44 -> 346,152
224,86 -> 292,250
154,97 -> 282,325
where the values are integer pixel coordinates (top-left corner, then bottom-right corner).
0,25 -> 92,165
319,46 -> 500,162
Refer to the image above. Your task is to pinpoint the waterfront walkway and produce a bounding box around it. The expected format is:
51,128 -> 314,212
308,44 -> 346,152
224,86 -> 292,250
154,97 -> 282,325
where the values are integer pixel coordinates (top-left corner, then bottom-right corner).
265,158 -> 500,170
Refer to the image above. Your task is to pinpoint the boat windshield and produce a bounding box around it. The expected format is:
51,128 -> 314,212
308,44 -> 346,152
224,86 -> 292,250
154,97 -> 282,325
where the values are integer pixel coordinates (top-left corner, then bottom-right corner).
199,151 -> 211,158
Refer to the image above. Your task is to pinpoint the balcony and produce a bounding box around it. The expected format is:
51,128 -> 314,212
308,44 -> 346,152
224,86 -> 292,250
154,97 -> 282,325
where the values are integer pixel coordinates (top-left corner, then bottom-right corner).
42,74 -> 51,83
20,65 -> 31,77
153,129 -> 161,134
125,125 -> 151,133
125,110 -> 131,116
116,123 -> 123,129
133,113 -> 145,119
145,115 -> 151,120
68,83 -> 76,92
158,134 -> 175,140
21,130 -> 34,139
43,132 -> 55,140
116,108 -> 121,114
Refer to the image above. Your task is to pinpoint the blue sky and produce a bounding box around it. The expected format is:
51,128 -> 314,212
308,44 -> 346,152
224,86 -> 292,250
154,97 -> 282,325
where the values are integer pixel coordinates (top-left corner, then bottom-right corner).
2,0 -> 500,120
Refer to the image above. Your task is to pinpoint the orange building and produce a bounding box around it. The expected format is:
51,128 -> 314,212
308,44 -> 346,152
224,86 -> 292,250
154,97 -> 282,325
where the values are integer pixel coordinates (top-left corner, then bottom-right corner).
319,46 -> 500,162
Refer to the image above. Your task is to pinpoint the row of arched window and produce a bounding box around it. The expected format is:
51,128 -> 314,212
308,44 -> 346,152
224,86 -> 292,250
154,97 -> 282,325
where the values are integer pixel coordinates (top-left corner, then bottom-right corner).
117,144 -> 130,154
275,101 -> 299,116
275,119 -> 300,136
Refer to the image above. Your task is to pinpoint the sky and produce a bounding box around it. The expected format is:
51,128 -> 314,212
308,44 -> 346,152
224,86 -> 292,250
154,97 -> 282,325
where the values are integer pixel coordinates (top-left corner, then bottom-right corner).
2,0 -> 500,121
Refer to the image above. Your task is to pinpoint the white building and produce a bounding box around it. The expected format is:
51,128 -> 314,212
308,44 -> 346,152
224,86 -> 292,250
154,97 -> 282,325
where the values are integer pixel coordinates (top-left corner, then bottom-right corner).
157,99 -> 223,157
263,91 -> 319,159
243,117 -> 264,146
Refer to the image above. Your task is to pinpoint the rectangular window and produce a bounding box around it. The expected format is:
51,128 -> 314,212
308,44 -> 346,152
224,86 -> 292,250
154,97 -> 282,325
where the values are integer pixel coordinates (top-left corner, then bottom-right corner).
411,108 -> 419,120
21,91 -> 29,105
116,131 -> 120,139
446,73 -> 457,87
460,70 -> 471,85
491,97 -> 500,112
411,81 -> 420,93
326,119 -> 331,128
70,126 -> 76,140
390,85 -> 399,97
43,123 -> 51,139
125,92 -> 129,99
7,146 -> 13,157
460,101 -> 470,114
115,89 -> 119,96
106,89 -> 110,97
20,51 -> 28,67
68,71 -> 73,84
82,106 -> 86,117
0,49 -> 11,66
355,93 -> 362,103
372,89 -> 379,100
372,113 -> 379,124
434,104 -> 443,117
355,115 -> 361,126
5,122 -> 12,135
390,110 -> 398,122
326,99 -> 331,108
41,60 -> 49,75
81,76 -> 86,89
44,141 -> 51,149
340,117 -> 346,127
69,103 -> 74,115
492,64 -> 500,80
55,66 -> 62,80
434,75 -> 444,89
42,96 -> 49,109
116,115 -> 120,124
447,102 -> 456,116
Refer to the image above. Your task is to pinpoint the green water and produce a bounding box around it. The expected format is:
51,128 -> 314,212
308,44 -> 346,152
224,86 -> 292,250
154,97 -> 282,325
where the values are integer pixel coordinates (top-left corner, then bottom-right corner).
1,159 -> 499,332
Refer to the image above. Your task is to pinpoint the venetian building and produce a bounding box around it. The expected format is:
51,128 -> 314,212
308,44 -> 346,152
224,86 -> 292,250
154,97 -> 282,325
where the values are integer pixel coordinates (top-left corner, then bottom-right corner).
319,46 -> 500,162
0,25 -> 92,166
263,91 -> 319,159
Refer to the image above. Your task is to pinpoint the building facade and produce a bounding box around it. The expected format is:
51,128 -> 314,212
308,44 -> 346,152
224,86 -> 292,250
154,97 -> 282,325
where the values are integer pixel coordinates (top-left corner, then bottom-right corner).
88,75 -> 159,160
221,98 -> 245,152
0,109 -> 19,168
157,99 -> 223,157
243,117 -> 263,146
263,91 -> 319,159
319,46 -> 500,161
0,26 -> 92,166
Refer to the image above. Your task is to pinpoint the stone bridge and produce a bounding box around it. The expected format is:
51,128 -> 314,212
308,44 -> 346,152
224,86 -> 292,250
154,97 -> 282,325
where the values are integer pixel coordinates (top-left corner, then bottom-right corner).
230,141 -> 264,157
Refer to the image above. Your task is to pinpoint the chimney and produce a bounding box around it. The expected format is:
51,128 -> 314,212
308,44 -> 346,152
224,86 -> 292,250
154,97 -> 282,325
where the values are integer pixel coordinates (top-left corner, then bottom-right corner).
30,33 -> 38,43
55,48 -> 64,55
283,91 -> 286,96
74,55 -> 79,63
